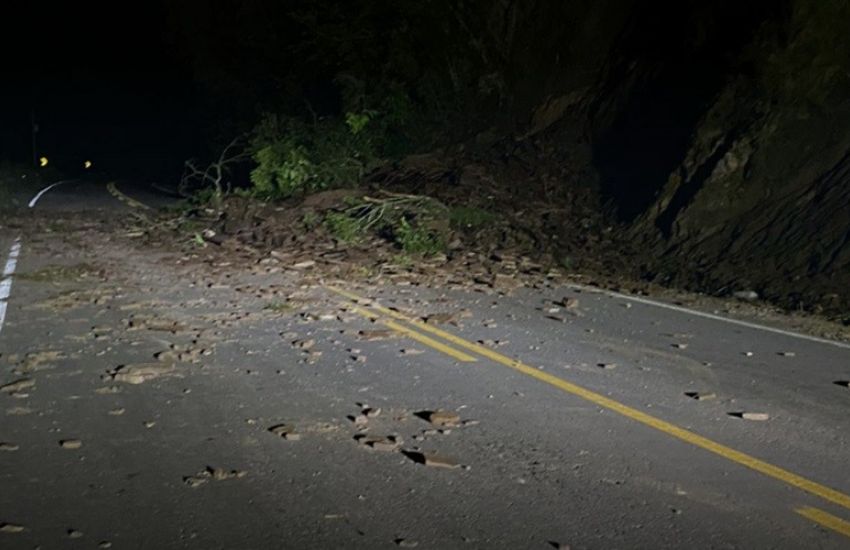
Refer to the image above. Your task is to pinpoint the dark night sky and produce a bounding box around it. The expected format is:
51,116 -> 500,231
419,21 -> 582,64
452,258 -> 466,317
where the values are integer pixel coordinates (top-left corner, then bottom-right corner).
1,2 -> 198,177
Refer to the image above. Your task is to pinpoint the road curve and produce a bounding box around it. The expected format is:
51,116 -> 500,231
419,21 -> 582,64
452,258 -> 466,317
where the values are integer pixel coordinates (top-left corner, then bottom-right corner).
0,191 -> 848,549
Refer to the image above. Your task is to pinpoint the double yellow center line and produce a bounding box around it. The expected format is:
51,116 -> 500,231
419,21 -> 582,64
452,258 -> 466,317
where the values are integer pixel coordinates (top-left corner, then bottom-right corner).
348,304 -> 477,362
327,284 -> 850,539
107,182 -> 152,211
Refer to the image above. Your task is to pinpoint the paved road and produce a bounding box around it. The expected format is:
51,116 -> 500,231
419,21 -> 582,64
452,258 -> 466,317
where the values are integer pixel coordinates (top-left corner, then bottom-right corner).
19,178 -> 176,211
0,181 -> 848,549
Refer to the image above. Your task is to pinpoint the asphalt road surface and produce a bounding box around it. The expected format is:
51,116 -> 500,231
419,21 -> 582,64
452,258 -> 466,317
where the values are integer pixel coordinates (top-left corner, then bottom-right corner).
0,180 -> 848,549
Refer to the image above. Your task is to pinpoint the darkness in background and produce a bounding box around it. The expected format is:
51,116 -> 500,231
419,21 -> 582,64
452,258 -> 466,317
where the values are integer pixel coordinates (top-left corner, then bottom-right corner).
0,2 -> 198,178
590,1 -> 784,221
0,0 -> 792,193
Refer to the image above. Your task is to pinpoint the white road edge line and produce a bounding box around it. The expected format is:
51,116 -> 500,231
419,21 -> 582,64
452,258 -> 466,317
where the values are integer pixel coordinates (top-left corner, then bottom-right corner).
567,283 -> 850,350
0,238 -> 22,335
28,180 -> 73,208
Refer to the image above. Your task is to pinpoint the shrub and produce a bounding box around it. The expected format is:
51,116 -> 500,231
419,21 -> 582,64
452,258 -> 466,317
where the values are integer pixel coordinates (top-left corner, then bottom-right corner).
301,210 -> 320,230
395,216 -> 445,255
249,80 -> 417,200
249,111 -> 384,199
324,211 -> 365,242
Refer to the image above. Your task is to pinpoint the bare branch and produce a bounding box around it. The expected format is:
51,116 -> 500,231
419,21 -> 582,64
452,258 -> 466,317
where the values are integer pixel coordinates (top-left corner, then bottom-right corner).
179,135 -> 249,199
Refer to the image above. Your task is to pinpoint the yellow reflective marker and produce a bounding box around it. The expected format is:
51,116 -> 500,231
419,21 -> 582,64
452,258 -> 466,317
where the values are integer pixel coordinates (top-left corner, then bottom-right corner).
39,156 -> 48,167
797,507 -> 850,538
326,285 -> 850,512
84,160 -> 92,169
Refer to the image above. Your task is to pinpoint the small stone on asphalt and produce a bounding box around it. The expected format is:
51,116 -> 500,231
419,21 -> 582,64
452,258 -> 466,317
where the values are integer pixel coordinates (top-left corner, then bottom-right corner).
426,410 -> 460,427
0,378 -> 35,394
685,392 -> 716,401
269,424 -> 300,440
368,436 -> 401,452
349,414 -> 369,427
358,329 -> 393,341
423,453 -> 460,469
403,450 -> 460,469
291,338 -> 315,350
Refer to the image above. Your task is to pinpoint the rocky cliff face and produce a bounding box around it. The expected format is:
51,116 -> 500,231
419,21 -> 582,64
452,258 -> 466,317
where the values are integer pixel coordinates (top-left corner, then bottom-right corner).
620,0 -> 850,314
445,0 -> 850,316
525,0 -> 850,317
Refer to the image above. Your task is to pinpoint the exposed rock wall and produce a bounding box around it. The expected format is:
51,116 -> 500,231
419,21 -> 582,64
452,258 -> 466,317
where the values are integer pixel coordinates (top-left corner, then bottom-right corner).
571,0 -> 850,315
628,0 -> 850,313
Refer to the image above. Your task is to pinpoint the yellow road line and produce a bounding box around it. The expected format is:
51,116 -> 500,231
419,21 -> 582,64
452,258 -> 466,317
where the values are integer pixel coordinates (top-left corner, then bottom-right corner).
107,182 -> 152,210
326,285 -> 850,512
797,507 -> 850,538
347,305 -> 477,363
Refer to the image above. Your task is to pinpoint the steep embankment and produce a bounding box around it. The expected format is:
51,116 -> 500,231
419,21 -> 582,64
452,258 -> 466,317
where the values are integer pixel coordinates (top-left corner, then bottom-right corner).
551,0 -> 850,317
626,1 -> 850,315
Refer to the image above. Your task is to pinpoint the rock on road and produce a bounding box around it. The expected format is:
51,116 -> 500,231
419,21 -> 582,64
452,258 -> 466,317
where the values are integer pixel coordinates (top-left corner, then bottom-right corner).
0,180 -> 848,549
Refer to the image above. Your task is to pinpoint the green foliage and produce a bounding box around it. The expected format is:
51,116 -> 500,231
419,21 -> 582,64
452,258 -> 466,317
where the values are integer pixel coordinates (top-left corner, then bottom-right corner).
395,216 -> 445,255
188,187 -> 221,206
449,206 -> 497,229
324,211 -> 365,242
250,125 -> 315,198
345,111 -> 373,135
321,193 -> 448,256
249,113 -> 383,199
249,78 -> 421,200
301,210 -> 320,230
391,253 -> 414,268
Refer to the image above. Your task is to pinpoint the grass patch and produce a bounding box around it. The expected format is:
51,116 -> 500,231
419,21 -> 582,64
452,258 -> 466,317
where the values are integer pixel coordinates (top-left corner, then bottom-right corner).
395,217 -> 445,255
324,211 -> 365,242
